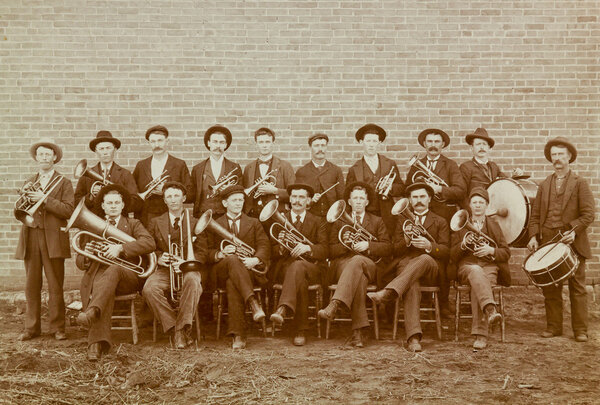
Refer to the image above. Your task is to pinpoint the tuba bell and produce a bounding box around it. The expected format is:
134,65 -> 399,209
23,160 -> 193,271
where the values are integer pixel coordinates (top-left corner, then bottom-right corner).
450,209 -> 497,261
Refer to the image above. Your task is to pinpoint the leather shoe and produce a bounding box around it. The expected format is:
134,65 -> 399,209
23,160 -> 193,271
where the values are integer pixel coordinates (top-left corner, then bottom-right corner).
350,329 -> 364,348
54,331 -> 67,341
367,289 -> 395,305
484,305 -> 502,326
87,343 -> 102,362
77,307 -> 100,328
318,299 -> 339,321
270,306 -> 286,325
174,329 -> 187,349
248,297 -> 265,323
540,330 -> 561,338
293,331 -> 306,346
18,331 -> 40,341
232,335 -> 246,349
575,333 -> 588,342
473,335 -> 487,349
407,336 -> 422,352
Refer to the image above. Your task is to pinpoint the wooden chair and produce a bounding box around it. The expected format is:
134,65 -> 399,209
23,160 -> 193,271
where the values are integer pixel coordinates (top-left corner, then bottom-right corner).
454,285 -> 505,342
392,286 -> 442,340
213,287 -> 268,339
111,293 -> 139,344
325,284 -> 379,340
271,283 -> 323,338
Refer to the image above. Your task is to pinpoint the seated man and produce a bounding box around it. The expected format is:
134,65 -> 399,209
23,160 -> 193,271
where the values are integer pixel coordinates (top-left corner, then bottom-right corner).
143,181 -> 205,349
269,183 -> 329,346
76,184 -> 156,361
318,182 -> 392,348
368,182 -> 449,352
200,185 -> 270,349
450,187 -> 510,349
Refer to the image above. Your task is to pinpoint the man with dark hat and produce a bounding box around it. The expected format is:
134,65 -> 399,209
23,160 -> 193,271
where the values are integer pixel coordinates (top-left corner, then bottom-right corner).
199,185 -> 270,349
295,133 -> 345,218
242,127 -> 295,218
75,130 -> 141,215
346,124 -> 405,235
190,125 -> 242,219
527,137 -> 595,343
143,181 -> 206,349
450,187 -> 510,349
368,182 -> 449,352
76,184 -> 155,361
133,125 -> 192,226
269,183 -> 329,346
16,138 -> 74,342
318,182 -> 392,348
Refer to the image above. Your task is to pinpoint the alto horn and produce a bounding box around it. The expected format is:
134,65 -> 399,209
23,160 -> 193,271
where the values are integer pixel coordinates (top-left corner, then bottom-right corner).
326,200 -> 379,261
450,209 -> 497,261
14,175 -> 64,227
73,159 -> 113,197
391,198 -> 435,244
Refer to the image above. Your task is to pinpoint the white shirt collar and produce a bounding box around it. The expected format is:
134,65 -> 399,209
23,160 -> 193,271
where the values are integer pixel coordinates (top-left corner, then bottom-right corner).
169,212 -> 183,226
100,162 -> 113,173
227,213 -> 242,222
106,215 -> 121,225
38,169 -> 55,178
474,157 -> 489,165
291,210 -> 306,223
312,160 -> 326,168
259,155 -> 273,163
427,155 -> 440,162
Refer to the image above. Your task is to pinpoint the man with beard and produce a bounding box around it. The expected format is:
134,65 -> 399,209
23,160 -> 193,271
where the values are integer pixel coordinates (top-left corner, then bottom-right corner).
527,137 -> 594,343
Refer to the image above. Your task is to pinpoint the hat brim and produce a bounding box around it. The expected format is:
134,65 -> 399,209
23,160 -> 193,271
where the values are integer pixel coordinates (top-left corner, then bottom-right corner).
405,182 -> 435,199
30,142 -> 63,164
355,124 -> 387,143
204,129 -> 232,151
89,137 -> 121,151
94,184 -> 131,214
544,139 -> 577,163
286,183 -> 314,198
417,129 -> 450,148
465,134 -> 495,148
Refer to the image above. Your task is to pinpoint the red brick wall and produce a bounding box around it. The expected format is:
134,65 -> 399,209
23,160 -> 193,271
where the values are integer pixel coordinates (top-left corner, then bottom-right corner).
1,1 -> 598,289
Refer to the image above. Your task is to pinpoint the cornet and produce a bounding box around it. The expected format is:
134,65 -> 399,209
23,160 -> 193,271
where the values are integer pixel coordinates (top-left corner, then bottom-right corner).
375,167 -> 396,200
73,159 -> 113,198
326,200 -> 379,261
450,209 -> 497,261
138,170 -> 170,200
207,169 -> 239,199
391,198 -> 435,245
244,169 -> 278,199
408,154 -> 448,201
14,175 -> 64,227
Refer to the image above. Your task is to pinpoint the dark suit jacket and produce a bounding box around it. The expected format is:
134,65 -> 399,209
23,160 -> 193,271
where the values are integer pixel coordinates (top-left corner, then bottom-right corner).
15,171 -> 74,260
190,157 -> 242,218
459,158 -> 506,206
242,156 -> 295,216
78,216 -> 156,309
528,171 -> 595,259
295,160 -> 345,217
405,154 -> 467,222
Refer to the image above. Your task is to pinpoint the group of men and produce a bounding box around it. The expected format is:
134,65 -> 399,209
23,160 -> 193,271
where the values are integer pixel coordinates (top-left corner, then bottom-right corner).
15,123 -> 594,361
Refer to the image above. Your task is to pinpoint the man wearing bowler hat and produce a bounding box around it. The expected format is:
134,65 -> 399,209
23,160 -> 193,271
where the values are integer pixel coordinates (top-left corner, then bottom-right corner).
527,137 -> 595,343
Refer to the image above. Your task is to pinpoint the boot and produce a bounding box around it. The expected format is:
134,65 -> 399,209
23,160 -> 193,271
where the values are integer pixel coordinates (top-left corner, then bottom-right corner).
270,306 -> 286,325
367,289 -> 395,305
248,296 -> 265,322
351,328 -> 364,348
174,329 -> 187,349
484,304 -> 502,326
473,335 -> 487,349
318,299 -> 340,320
407,335 -> 422,352
77,306 -> 100,328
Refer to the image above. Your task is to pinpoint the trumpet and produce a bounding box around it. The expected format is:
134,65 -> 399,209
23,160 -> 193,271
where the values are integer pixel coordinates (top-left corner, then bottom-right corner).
138,170 -> 170,200
73,159 -> 113,198
408,154 -> 448,201
326,200 -> 379,261
65,199 -> 157,278
450,209 -> 497,261
244,169 -> 278,199
259,200 -> 314,263
207,168 -> 239,198
391,198 -> 435,245
375,167 -> 396,200
14,175 -> 64,227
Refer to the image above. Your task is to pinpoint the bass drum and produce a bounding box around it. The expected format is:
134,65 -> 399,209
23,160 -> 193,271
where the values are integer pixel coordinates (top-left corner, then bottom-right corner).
486,177 -> 538,248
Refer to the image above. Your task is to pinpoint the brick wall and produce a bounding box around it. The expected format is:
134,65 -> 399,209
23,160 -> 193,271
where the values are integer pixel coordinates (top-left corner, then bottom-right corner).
1,1 -> 598,290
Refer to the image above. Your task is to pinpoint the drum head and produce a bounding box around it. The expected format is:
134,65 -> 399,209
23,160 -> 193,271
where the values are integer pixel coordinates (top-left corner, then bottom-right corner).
486,179 -> 529,245
524,242 -> 568,271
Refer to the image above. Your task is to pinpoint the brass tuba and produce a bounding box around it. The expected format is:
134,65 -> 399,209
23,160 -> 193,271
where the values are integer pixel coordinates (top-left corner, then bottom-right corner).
65,199 -> 157,278
138,170 -> 170,200
14,175 -> 64,227
408,154 -> 448,201
207,169 -> 239,198
73,159 -> 113,198
450,209 -> 497,261
374,167 -> 396,200
391,198 -> 435,245
326,200 -> 379,260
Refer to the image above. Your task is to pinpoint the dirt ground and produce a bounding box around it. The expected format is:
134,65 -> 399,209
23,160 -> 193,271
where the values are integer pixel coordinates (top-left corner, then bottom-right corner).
0,286 -> 598,405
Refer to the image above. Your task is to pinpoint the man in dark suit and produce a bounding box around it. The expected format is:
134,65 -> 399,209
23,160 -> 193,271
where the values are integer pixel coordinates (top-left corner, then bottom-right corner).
143,182 -> 205,349
450,188 -> 510,350
15,138 -> 74,341
346,124 -> 405,235
191,125 -> 242,219
75,130 -> 141,215
269,184 -> 329,346
76,184 -> 156,361
527,137 -> 595,342
368,182 -> 449,352
133,125 -> 192,226
295,134 -> 345,218
243,127 -> 295,218
201,185 -> 270,349
318,182 -> 392,348
405,128 -> 467,318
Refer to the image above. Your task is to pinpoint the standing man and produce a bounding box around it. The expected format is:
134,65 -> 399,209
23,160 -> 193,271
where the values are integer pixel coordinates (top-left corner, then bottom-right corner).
295,133 -> 345,218
191,125 -> 242,219
269,183 -> 329,346
143,182 -> 205,349
133,125 -> 192,226
15,138 -> 74,341
75,130 -> 141,215
242,127 -> 295,218
527,137 -> 595,342
368,183 -> 449,352
346,124 -> 404,235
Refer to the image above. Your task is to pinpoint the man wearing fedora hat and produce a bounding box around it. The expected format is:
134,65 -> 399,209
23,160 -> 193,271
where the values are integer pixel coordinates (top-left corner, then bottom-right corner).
527,137 -> 595,343
295,133 -> 345,218
368,182 -> 449,352
133,125 -> 193,226
346,124 -> 405,235
15,138 -> 74,342
190,125 -> 242,219
75,130 -> 141,216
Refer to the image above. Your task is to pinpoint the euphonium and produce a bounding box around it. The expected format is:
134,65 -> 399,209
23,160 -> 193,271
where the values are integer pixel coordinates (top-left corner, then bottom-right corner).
408,154 -> 448,201
207,169 -> 239,198
14,175 -> 64,227
65,199 -> 157,278
375,167 -> 396,200
244,168 -> 278,199
138,170 -> 170,200
391,198 -> 435,245
326,200 -> 379,261
73,159 -> 113,197
450,209 -> 497,261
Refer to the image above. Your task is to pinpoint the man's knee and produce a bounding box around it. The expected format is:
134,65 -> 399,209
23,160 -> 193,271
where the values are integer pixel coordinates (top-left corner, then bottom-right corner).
184,272 -> 203,291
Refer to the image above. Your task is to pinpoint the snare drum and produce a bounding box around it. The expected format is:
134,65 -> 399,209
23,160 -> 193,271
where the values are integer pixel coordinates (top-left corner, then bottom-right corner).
522,242 -> 579,287
486,178 -> 538,247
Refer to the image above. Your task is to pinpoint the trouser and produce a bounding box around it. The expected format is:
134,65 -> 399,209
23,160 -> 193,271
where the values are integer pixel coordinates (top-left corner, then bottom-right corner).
143,267 -> 203,333
276,260 -> 320,332
331,255 -> 376,330
24,228 -> 65,335
458,262 -> 498,337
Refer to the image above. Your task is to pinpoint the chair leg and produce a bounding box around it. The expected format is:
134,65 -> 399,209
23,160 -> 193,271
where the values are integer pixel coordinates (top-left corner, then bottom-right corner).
392,298 -> 400,340
216,292 -> 223,340
194,311 -> 201,341
153,317 -> 157,343
272,289 -> 280,337
316,287 -> 322,339
130,298 -> 138,345
372,298 -> 379,340
433,291 -> 442,340
454,288 -> 460,342
499,288 -> 505,342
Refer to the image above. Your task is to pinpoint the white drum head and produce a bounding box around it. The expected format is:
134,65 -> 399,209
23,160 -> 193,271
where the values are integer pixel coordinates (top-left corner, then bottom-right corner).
486,179 -> 528,244
525,243 -> 568,271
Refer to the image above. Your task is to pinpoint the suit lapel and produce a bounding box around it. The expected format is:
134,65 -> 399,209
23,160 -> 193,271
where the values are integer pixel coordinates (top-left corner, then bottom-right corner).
271,156 -> 282,185
355,159 -> 365,182
237,213 -> 251,239
423,213 -> 435,231
47,171 -> 64,198
116,216 -> 130,236
157,213 -> 171,246
541,177 -> 552,224
164,154 -> 177,177
561,172 -> 577,212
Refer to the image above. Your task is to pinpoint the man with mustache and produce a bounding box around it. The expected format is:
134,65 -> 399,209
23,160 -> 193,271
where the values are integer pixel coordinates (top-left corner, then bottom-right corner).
190,125 -> 242,219
405,128 -> 466,318
295,134 -> 345,218
368,183 -> 449,352
133,125 -> 192,226
346,124 -> 404,234
527,138 -> 594,343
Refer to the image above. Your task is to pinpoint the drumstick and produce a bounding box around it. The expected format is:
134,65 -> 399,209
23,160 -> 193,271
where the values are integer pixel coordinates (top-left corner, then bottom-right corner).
314,182 -> 339,202
538,225 -> 578,261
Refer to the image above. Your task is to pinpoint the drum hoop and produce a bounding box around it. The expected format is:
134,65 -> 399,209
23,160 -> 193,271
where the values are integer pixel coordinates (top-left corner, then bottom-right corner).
523,247 -> 579,287
489,178 -> 533,246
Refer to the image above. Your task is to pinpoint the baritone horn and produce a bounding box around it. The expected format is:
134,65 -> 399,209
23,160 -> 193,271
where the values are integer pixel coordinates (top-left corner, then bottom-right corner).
326,200 -> 379,261
375,167 -> 396,200
138,170 -> 170,200
391,198 -> 435,245
207,168 -> 239,198
450,209 -> 497,261
408,154 -> 448,201
14,175 -> 64,227
73,159 -> 113,197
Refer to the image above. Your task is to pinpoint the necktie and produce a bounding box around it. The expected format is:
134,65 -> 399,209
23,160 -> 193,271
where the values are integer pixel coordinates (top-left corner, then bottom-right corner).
230,219 -> 239,236
292,214 -> 301,229
108,218 -> 117,226
173,217 -> 180,230
427,160 -> 435,171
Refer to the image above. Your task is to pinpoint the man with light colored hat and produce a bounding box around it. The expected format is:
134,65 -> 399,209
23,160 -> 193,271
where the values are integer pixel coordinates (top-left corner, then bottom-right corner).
15,138 -> 74,342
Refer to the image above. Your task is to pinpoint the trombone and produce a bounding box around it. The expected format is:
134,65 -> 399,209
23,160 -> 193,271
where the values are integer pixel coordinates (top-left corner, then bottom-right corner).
391,198 -> 435,245
450,209 -> 497,261
73,159 -> 113,198
375,167 -> 396,200
326,200 -> 379,261
14,175 -> 64,227
138,170 -> 170,200
244,168 -> 278,199
207,168 -> 239,198
407,154 -> 448,201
